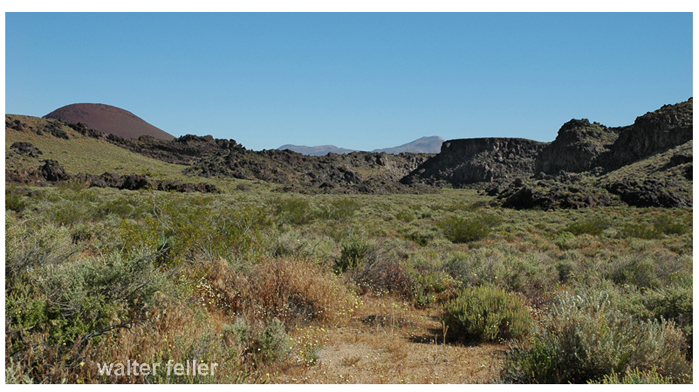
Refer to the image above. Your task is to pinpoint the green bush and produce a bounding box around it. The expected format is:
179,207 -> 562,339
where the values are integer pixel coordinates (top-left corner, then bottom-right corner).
319,198 -> 360,221
405,228 -> 437,246
271,197 -> 315,225
502,291 -> 691,384
439,215 -> 491,243
5,193 -> 28,212
441,285 -> 533,342
443,249 -> 557,297
619,223 -> 660,239
643,284 -> 693,354
222,318 -> 295,365
395,210 -> 415,222
562,217 -> 608,236
336,235 -> 374,273
606,252 -> 691,290
609,255 -> 662,289
590,367 -> 673,384
652,214 -> 691,236
252,318 -> 292,364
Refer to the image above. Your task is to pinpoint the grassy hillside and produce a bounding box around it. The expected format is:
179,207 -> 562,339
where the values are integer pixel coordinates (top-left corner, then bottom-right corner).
6,115 -> 187,178
5,115 -> 272,193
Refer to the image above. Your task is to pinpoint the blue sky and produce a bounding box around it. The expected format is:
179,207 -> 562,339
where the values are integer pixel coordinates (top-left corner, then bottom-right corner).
5,12 -> 693,151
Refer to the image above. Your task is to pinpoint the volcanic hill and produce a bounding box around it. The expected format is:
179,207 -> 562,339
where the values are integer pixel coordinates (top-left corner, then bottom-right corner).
44,103 -> 175,141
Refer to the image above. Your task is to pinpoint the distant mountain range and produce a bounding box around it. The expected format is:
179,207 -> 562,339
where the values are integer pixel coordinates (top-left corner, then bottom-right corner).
278,136 -> 445,156
44,103 -> 175,141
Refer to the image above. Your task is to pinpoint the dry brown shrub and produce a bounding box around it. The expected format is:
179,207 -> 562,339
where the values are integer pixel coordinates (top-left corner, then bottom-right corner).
204,257 -> 355,327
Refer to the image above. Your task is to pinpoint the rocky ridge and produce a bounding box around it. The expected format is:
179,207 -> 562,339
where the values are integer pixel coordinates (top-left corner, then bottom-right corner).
401,138 -> 548,187
6,98 -> 692,206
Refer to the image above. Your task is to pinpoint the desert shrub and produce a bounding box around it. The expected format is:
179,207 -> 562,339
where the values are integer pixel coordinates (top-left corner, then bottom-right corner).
5,358 -> 34,384
643,283 -> 693,356
96,197 -> 138,219
619,223 -> 661,239
352,257 -> 416,299
70,223 -> 94,244
606,252 -> 691,290
609,254 -> 662,289
412,271 -> 460,308
204,258 -> 354,327
443,249 -> 557,298
222,318 -> 252,352
502,291 -> 691,384
442,285 -> 533,342
652,214 -> 691,235
553,231 -> 582,250
395,209 -> 415,222
252,319 -> 292,364
590,367 -> 673,384
5,193 -> 28,212
271,230 -> 334,262
335,235 -> 375,273
439,215 -> 491,243
221,317 -> 291,366
5,215 -> 78,285
6,244 -> 169,383
119,194 -> 269,264
478,211 -> 503,228
556,260 -> 575,283
562,216 -> 608,236
17,250 -> 165,347
405,228 -> 437,246
48,199 -> 94,226
318,197 -> 360,221
271,197 -> 315,225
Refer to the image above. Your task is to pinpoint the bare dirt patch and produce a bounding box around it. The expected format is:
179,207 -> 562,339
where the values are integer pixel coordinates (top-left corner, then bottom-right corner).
271,295 -> 506,384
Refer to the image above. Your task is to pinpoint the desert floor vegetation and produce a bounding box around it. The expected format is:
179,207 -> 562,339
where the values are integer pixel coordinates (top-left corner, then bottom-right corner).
4,183 -> 693,383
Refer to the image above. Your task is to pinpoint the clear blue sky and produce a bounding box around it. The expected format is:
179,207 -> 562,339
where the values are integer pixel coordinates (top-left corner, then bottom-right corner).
5,12 -> 693,151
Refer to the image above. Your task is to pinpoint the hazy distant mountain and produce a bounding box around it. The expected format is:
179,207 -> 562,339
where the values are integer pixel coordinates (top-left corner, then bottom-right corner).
44,103 -> 175,141
277,144 -> 356,156
372,136 -> 444,154
277,136 -> 444,156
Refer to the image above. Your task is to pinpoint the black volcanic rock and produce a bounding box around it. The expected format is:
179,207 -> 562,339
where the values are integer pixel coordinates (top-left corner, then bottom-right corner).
535,119 -> 619,174
10,142 -> 43,157
606,179 -> 692,208
609,98 -> 693,169
401,138 -> 548,187
40,160 -> 70,182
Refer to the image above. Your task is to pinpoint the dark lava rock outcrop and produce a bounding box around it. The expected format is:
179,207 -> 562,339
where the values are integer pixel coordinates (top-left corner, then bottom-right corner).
609,98 -> 693,170
605,178 -> 692,208
487,173 -> 622,210
10,142 -> 43,157
186,148 -> 434,194
401,138 -> 547,187
5,160 -> 219,194
534,119 -> 619,174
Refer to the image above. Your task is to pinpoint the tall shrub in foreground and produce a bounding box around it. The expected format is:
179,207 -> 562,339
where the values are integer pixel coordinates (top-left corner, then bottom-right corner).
502,292 -> 691,384
441,285 -> 533,342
